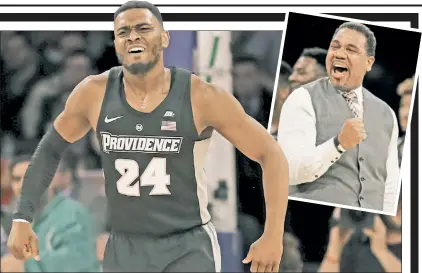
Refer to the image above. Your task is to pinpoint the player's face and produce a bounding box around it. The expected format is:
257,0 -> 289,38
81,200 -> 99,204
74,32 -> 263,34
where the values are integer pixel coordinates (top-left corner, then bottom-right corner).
10,161 -> 30,198
326,28 -> 375,92
289,57 -> 320,91
114,8 -> 169,75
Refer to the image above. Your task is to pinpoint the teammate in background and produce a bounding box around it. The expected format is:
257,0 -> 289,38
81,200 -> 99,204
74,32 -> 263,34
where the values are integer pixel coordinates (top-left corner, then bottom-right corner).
288,47 -> 327,91
7,1 -> 289,272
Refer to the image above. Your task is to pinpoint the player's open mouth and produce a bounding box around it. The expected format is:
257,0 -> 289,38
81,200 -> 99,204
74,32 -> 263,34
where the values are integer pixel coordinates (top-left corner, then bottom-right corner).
128,47 -> 145,54
332,63 -> 349,79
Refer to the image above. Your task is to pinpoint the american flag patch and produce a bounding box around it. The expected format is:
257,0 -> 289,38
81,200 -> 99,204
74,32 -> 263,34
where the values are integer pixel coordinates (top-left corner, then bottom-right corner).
161,121 -> 177,131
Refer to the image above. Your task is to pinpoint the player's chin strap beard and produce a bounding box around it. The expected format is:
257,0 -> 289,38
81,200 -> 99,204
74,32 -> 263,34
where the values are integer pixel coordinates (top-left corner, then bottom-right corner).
117,48 -> 161,76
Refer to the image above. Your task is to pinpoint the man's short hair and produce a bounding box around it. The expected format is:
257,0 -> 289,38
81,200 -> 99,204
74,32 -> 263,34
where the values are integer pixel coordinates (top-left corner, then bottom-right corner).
301,47 -> 328,69
278,61 -> 292,89
333,22 -> 376,57
279,60 -> 292,76
114,0 -> 163,26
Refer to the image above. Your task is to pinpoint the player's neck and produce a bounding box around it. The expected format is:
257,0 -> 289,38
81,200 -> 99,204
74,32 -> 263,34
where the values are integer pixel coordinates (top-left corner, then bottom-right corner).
123,62 -> 167,95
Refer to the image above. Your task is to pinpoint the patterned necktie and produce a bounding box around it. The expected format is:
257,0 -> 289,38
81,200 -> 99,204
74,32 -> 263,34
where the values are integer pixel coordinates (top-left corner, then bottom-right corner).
342,91 -> 361,120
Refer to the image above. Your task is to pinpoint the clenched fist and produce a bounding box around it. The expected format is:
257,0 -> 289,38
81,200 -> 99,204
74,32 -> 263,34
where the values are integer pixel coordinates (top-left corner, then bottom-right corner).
338,118 -> 366,150
7,221 -> 40,261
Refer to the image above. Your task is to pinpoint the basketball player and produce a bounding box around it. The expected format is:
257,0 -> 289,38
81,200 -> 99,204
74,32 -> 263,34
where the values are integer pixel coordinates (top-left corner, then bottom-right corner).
7,1 -> 289,272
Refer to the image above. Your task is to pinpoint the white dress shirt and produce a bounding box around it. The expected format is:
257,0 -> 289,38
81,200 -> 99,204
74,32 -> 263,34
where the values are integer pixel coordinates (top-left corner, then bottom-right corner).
277,86 -> 400,214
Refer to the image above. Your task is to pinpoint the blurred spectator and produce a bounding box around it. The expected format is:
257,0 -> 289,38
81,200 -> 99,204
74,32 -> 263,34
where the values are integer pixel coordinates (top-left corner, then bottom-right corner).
270,61 -> 292,138
232,56 -> 272,224
288,47 -> 327,91
20,50 -> 94,141
232,56 -> 272,126
1,155 -> 100,272
238,213 -> 303,272
396,76 -> 414,97
86,184 -> 110,263
231,31 -> 281,91
280,232 -> 303,272
1,34 -> 46,140
1,225 -> 7,258
396,76 -> 414,166
59,32 -> 87,56
319,204 -> 402,272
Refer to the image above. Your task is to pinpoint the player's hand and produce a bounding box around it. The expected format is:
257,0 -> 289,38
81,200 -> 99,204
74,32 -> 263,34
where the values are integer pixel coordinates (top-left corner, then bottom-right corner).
0,254 -> 25,272
242,233 -> 283,272
338,118 -> 366,150
7,221 -> 40,261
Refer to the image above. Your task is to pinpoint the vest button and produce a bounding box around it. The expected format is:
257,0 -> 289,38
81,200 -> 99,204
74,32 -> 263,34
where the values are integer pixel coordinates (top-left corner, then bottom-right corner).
360,177 -> 366,182
359,157 -> 364,162
315,175 -> 318,178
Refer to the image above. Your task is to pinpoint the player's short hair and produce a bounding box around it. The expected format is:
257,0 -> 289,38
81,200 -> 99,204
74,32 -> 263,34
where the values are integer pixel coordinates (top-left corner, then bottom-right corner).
333,22 -> 376,57
301,47 -> 327,69
8,155 -> 32,180
278,61 -> 292,89
114,1 -> 163,26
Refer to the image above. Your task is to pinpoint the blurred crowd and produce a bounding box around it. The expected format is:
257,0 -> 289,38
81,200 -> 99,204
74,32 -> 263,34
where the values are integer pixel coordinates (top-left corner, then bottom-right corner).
1,31 -> 412,272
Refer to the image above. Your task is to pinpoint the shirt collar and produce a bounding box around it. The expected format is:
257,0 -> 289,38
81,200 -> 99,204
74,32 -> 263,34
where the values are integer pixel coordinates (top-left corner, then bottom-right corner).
337,86 -> 363,104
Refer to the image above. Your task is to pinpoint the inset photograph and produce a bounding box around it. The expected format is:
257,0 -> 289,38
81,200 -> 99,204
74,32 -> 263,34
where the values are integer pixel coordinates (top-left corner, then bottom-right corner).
273,12 -> 420,215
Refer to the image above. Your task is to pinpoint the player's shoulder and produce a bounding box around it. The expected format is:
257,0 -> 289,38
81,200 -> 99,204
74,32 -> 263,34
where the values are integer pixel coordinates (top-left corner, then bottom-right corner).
190,73 -> 227,105
72,69 -> 112,101
80,69 -> 110,90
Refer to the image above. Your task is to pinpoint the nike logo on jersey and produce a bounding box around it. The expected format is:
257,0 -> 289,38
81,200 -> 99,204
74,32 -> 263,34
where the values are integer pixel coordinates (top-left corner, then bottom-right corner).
105,115 -> 124,123
100,132 -> 183,154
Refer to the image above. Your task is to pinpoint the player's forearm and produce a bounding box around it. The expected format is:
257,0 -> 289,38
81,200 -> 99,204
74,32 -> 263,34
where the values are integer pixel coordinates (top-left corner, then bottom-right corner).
260,147 -> 289,236
14,127 -> 70,222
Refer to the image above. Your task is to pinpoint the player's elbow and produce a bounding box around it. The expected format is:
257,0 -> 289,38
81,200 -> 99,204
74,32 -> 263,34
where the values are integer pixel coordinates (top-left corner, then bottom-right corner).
258,143 -> 289,177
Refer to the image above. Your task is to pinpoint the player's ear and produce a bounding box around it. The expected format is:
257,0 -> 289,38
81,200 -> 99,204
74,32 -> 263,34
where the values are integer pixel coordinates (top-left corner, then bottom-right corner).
161,30 -> 170,49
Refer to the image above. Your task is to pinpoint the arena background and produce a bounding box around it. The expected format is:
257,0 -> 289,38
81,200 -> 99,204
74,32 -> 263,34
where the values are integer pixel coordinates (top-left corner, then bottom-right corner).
1,2 -> 418,271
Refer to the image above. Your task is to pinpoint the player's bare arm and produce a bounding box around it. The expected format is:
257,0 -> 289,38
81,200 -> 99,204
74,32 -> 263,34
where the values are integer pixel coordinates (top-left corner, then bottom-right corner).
55,71 -> 110,140
7,72 -> 107,261
191,75 -> 289,272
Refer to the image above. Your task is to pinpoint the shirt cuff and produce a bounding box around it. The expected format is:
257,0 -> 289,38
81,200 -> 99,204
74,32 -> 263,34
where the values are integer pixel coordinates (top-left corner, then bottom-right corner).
321,137 -> 344,164
333,135 -> 346,153
338,143 -> 346,152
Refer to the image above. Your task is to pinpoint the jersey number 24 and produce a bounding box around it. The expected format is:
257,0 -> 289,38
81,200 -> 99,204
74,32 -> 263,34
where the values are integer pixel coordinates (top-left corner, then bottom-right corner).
115,158 -> 170,196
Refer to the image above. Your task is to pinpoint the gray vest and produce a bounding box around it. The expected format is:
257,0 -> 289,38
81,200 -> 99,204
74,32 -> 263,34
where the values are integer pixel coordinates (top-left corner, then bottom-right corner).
289,78 -> 394,210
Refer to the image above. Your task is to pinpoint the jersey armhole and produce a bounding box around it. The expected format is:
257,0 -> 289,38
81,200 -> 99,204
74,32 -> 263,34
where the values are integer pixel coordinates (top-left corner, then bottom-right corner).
95,67 -> 122,133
